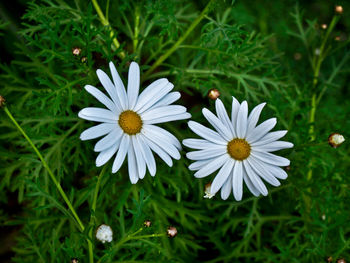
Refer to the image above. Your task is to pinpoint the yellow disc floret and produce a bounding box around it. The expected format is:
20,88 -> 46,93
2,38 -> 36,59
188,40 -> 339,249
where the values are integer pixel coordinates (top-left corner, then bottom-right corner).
227,138 -> 251,161
118,110 -> 142,135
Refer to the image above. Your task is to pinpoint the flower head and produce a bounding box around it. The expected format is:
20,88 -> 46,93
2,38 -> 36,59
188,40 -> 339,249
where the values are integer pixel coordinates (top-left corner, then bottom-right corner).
96,224 -> 113,243
79,62 -> 190,183
167,226 -> 178,237
328,133 -> 345,148
183,97 -> 293,201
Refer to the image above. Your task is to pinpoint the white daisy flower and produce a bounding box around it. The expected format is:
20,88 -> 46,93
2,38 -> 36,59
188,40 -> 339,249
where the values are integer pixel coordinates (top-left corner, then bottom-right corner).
79,61 -> 191,184
183,97 -> 293,201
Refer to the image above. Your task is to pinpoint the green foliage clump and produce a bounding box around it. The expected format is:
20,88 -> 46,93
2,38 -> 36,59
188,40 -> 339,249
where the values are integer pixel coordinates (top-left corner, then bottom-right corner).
0,0 -> 349,262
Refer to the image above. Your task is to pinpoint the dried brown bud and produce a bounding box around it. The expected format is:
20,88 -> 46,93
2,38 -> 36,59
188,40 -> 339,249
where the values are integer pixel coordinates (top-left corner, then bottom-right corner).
328,133 -> 345,148
71,259 -> 79,263
335,36 -> 341,41
285,165 -> 291,171
337,259 -> 346,263
143,220 -> 152,228
81,56 -> 87,63
321,24 -> 328,29
72,47 -> 82,56
293,53 -> 302,61
335,5 -> 343,14
0,95 -> 5,107
167,226 -> 177,238
208,89 -> 220,100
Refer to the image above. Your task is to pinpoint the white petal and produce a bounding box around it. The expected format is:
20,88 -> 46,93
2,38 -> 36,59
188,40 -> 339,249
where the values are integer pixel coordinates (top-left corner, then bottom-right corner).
80,123 -> 116,141
127,62 -> 140,110
231,96 -> 240,137
188,121 -> 227,145
194,154 -> 229,178
247,157 -> 280,186
202,108 -> 232,141
232,161 -> 243,201
141,105 -> 186,121
251,151 -> 290,166
182,139 -> 225,150
94,128 -> 123,152
251,130 -> 288,147
143,124 -> 182,150
143,136 -> 173,167
247,102 -> 266,134
127,145 -> 139,184
257,161 -> 288,180
109,62 -> 128,110
246,118 -> 277,143
142,128 -> 180,160
243,160 -> 268,196
85,85 -> 120,113
96,69 -> 120,107
138,135 -> 156,176
132,136 -> 146,180
78,107 -> 118,122
144,112 -> 191,124
253,141 -> 294,152
134,78 -> 169,112
211,159 -> 235,195
243,171 -> 260,197
216,98 -> 235,137
151,91 -> 181,108
236,101 -> 248,138
112,134 -> 130,173
186,148 -> 227,161
220,175 -> 232,200
96,143 -> 118,167
188,159 -> 210,171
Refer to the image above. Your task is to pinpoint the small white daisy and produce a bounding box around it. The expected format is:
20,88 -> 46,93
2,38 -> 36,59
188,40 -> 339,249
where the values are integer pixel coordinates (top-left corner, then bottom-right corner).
79,62 -> 191,183
183,97 -> 293,201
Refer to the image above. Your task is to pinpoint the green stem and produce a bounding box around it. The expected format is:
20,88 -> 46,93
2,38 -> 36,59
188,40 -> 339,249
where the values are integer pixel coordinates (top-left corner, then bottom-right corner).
3,106 -> 85,232
88,166 -> 108,263
133,6 -> 140,55
92,0 -> 126,59
142,0 -> 216,80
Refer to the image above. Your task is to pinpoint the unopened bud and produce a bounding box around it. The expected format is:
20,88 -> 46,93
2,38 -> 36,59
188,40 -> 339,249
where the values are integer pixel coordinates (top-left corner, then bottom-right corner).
328,133 -> 345,148
335,5 -> 343,14
167,226 -> 177,238
204,183 -> 215,199
0,95 -> 5,107
337,259 -> 346,263
335,36 -> 341,41
326,256 -> 333,262
72,47 -> 82,56
81,56 -> 87,63
96,224 -> 113,243
315,48 -> 321,56
321,24 -> 327,29
208,89 -> 220,100
71,259 -> 79,263
143,220 -> 151,228
293,53 -> 302,61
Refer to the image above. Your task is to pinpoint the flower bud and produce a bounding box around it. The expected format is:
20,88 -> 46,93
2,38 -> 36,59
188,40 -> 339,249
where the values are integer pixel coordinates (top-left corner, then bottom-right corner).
81,56 -> 87,63
337,259 -> 346,263
96,224 -> 113,243
203,183 -> 215,199
315,48 -> 321,56
335,5 -> 343,14
326,256 -> 333,262
167,226 -> 177,238
328,133 -> 345,148
208,89 -> 220,100
72,47 -> 82,56
143,220 -> 152,228
293,53 -> 302,61
71,259 -> 79,263
0,95 -> 5,107
321,24 -> 327,29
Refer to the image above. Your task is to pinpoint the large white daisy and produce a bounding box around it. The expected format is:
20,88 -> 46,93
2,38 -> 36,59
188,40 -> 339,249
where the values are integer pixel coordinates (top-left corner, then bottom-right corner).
183,97 -> 293,201
79,61 -> 191,184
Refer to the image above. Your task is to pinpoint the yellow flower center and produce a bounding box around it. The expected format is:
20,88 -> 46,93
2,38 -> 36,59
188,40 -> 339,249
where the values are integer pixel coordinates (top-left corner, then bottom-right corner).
227,138 -> 251,161
118,110 -> 142,135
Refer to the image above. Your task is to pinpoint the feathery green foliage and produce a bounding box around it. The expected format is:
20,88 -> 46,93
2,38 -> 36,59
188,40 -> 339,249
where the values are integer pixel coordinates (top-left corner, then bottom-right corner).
0,0 -> 349,262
